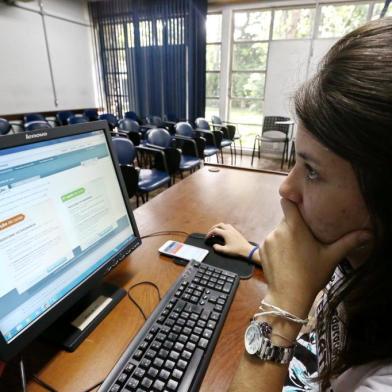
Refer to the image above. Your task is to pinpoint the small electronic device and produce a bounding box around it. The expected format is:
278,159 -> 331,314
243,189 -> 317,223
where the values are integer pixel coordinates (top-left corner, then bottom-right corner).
159,240 -> 209,263
204,234 -> 225,247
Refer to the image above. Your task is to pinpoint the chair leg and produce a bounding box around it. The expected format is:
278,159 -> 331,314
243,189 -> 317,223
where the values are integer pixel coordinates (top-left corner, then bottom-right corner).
251,137 -> 258,166
220,149 -> 224,164
136,195 -> 139,207
280,142 -> 287,170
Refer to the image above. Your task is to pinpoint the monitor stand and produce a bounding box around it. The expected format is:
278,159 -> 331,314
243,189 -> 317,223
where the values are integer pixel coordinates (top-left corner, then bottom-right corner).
42,282 -> 125,352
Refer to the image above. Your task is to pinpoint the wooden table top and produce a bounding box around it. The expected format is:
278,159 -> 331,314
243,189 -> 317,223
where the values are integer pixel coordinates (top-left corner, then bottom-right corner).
2,166 -> 285,392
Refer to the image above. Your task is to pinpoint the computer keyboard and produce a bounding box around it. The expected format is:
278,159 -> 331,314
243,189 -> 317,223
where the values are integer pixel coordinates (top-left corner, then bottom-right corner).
99,260 -> 239,392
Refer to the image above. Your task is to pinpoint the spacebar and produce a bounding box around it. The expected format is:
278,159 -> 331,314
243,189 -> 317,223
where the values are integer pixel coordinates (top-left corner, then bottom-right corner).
178,348 -> 204,392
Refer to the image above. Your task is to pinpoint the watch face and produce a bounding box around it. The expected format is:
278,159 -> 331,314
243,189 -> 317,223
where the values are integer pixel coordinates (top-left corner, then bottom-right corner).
244,323 -> 261,355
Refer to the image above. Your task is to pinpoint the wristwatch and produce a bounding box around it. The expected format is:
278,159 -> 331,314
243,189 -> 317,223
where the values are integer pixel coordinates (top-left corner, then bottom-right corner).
244,320 -> 295,364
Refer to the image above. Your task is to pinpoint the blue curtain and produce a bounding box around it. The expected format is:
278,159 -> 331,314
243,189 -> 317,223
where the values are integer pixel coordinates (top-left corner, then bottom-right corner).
89,0 -> 207,121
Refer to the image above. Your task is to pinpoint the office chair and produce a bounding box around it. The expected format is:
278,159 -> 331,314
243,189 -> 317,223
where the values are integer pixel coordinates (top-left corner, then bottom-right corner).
56,111 -> 74,126
99,113 -> 118,130
83,109 -> 99,121
67,115 -> 89,124
211,115 -> 242,160
24,120 -> 52,132
175,121 -> 217,163
251,116 -> 293,170
146,128 -> 181,183
24,113 -> 46,123
118,118 -> 142,146
112,137 -> 171,205
194,118 -> 223,163
124,111 -> 142,124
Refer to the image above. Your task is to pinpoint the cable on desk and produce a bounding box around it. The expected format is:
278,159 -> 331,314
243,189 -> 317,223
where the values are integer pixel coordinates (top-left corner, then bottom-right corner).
127,281 -> 162,321
81,379 -> 103,392
32,375 -> 58,392
140,230 -> 189,239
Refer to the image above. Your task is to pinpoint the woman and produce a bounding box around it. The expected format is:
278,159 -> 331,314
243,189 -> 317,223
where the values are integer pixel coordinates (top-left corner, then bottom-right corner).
207,17 -> 392,391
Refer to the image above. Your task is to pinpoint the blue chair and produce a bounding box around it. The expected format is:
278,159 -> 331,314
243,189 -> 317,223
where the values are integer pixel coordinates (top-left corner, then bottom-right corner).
124,111 -> 142,124
24,121 -> 52,132
187,120 -> 220,163
56,111 -> 74,126
146,128 -> 181,183
99,113 -> 118,130
196,117 -> 232,163
175,122 -> 208,162
152,125 -> 202,177
83,109 -> 99,121
67,115 -> 89,124
118,118 -> 142,146
211,115 -> 242,161
24,113 -> 46,123
112,137 -> 171,205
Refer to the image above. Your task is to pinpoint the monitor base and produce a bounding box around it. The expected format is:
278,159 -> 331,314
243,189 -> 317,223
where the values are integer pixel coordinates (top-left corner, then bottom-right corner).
42,282 -> 125,352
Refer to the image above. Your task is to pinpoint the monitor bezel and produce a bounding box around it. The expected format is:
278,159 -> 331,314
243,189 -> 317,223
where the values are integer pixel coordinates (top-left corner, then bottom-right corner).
0,120 -> 141,360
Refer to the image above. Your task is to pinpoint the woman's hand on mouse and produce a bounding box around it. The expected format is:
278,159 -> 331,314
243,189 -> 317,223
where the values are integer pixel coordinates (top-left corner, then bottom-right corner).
206,223 -> 260,263
260,198 -> 373,319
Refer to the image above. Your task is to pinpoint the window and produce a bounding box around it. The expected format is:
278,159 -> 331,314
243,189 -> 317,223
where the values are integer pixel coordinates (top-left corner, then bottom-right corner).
318,3 -> 369,38
372,1 -> 392,19
229,10 -> 271,146
205,14 -> 222,120
273,8 -> 315,39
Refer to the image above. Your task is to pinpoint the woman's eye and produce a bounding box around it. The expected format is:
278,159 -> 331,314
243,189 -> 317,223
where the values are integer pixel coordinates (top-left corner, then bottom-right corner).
305,164 -> 319,181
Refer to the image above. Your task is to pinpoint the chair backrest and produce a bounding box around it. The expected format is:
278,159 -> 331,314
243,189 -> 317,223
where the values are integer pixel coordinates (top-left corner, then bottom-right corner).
24,113 -> 45,123
262,116 -> 291,135
147,128 -> 173,148
67,115 -> 89,124
99,113 -> 118,129
112,136 -> 136,165
211,115 -> 222,125
56,111 -> 74,125
0,118 -> 12,135
83,109 -> 98,121
124,111 -> 140,122
175,122 -> 193,137
118,118 -> 140,133
24,121 -> 52,132
195,117 -> 210,130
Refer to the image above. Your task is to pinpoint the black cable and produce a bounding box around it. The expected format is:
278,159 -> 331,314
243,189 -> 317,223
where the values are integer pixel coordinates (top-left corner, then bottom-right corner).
140,230 -> 189,239
81,380 -> 103,392
127,281 -> 162,321
32,375 -> 58,392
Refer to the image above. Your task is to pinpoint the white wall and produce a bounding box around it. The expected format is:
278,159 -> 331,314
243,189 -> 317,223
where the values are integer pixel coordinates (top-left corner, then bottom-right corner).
0,0 -> 97,116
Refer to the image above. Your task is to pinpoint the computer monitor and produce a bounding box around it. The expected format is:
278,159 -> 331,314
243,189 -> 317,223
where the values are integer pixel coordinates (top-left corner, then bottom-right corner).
0,121 -> 141,361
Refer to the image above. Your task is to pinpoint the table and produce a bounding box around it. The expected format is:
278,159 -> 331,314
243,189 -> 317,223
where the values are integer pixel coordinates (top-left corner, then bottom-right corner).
1,166 -> 285,392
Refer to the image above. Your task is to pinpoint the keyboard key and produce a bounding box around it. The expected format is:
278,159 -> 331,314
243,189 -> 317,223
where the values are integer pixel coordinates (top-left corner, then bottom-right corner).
153,357 -> 164,368
153,379 -> 165,391
141,377 -> 153,389
167,379 -> 179,390
169,350 -> 180,361
172,369 -> 183,380
181,350 -> 192,360
177,359 -> 187,370
203,329 -> 213,339
127,377 -> 139,389
198,338 -> 209,349
164,359 -> 175,370
147,367 -> 159,378
134,368 -> 145,378
109,384 -> 120,392
159,368 -> 170,380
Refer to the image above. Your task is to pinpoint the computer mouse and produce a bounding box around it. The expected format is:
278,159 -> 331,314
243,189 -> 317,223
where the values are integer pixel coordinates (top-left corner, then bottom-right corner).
204,234 -> 225,247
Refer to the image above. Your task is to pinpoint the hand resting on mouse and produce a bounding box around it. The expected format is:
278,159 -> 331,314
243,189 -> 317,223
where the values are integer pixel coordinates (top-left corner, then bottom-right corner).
206,223 -> 261,265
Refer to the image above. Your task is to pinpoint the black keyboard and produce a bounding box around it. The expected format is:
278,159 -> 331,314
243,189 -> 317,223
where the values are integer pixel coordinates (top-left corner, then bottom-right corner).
99,260 -> 239,392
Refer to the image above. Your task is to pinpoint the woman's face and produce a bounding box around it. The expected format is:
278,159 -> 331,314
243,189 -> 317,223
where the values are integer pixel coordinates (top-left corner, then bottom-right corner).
279,125 -> 372,249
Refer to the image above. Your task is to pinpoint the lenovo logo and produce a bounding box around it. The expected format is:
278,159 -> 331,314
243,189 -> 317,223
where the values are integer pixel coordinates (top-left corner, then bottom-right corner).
25,132 -> 48,140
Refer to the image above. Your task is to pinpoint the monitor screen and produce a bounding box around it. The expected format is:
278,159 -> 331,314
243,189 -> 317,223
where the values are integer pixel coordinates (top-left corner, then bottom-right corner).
0,122 -> 140,360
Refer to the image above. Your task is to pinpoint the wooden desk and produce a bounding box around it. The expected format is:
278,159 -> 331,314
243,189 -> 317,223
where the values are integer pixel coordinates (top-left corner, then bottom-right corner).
2,166 -> 285,392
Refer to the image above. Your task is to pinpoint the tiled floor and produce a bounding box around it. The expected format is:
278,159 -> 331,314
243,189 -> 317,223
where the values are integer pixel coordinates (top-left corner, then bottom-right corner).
128,151 -> 288,210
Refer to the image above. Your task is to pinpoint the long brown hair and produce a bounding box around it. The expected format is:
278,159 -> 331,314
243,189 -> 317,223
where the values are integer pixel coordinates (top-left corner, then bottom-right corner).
294,17 -> 392,390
